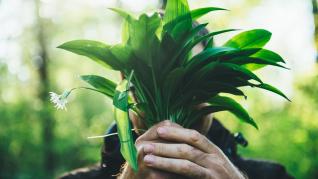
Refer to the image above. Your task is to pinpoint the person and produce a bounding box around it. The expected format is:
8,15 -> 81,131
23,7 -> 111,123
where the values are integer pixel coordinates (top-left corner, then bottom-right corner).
59,11 -> 294,178
60,115 -> 294,179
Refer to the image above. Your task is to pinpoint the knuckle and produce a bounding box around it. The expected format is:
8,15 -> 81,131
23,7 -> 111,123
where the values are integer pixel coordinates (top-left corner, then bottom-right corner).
182,161 -> 194,171
161,120 -> 172,126
190,130 -> 201,143
177,144 -> 192,157
204,154 -> 219,165
193,150 -> 207,162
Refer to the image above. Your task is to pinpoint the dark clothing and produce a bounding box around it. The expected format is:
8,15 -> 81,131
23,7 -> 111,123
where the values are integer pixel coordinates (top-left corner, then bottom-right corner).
60,120 -> 294,179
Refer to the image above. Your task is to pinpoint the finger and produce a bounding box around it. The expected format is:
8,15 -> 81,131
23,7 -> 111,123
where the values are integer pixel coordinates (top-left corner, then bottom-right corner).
144,143 -> 209,166
156,126 -> 219,154
135,120 -> 181,145
143,154 -> 210,179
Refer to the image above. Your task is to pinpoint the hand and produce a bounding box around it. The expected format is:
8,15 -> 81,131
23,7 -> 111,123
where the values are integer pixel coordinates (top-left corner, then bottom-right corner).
118,120 -> 245,179
142,123 -> 246,179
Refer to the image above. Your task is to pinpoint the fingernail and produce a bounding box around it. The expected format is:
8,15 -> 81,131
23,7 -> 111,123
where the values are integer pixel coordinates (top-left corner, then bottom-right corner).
143,144 -> 154,153
144,155 -> 154,164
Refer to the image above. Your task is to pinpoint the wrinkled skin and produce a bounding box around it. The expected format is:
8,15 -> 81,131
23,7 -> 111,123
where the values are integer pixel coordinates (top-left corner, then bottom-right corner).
118,120 -> 246,179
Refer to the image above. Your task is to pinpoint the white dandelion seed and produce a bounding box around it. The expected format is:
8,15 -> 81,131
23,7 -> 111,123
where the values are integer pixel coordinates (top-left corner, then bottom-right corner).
49,90 -> 71,110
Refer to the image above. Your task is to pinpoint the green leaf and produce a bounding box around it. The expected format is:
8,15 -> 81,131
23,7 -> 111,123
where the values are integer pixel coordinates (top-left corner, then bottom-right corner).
220,48 -> 261,60
186,62 -> 263,95
186,47 -> 237,69
113,72 -> 138,171
57,40 -> 123,70
180,29 -> 238,64
245,49 -> 286,71
163,0 -> 191,35
121,20 -> 130,44
204,82 -> 246,98
108,8 -> 135,44
109,45 -> 133,70
191,7 -> 227,20
252,49 -> 285,63
108,8 -> 135,19
80,75 -> 116,98
164,7 -> 226,35
229,57 -> 288,69
160,23 -> 209,75
256,83 -> 290,101
224,29 -> 272,49
163,68 -> 186,105
220,63 -> 263,83
128,13 -> 161,66
209,95 -> 258,129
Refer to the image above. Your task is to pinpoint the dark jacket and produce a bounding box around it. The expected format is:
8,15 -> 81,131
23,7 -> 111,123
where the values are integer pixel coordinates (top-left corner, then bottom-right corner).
60,120 -> 294,179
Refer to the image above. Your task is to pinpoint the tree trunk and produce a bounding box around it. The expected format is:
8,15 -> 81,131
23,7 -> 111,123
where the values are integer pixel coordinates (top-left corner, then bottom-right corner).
34,0 -> 55,176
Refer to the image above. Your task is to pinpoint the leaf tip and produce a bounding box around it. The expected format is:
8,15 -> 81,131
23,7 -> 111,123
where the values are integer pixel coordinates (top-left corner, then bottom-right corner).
251,119 -> 259,130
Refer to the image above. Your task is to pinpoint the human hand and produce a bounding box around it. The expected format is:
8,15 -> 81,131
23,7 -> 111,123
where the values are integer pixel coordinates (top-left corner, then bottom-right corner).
118,120 -> 245,179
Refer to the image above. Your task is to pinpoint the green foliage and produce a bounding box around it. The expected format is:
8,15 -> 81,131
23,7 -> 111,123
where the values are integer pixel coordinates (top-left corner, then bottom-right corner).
58,0 -> 288,170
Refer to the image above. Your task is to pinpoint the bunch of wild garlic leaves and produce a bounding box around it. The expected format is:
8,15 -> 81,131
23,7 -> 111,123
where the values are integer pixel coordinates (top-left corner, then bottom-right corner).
53,0 -> 289,170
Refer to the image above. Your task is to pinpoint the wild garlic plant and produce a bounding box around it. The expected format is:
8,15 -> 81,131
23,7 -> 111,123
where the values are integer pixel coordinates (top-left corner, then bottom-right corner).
52,0 -> 289,171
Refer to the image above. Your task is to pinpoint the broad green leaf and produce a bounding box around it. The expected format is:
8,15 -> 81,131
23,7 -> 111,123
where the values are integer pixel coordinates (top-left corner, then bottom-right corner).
58,40 -> 123,70
109,45 -> 133,70
128,13 -> 161,66
80,75 -> 116,98
256,83 -> 290,101
171,20 -> 191,41
224,29 -> 272,49
163,0 -> 191,35
252,49 -> 285,63
113,72 -> 138,171
245,49 -> 286,71
209,95 -> 258,129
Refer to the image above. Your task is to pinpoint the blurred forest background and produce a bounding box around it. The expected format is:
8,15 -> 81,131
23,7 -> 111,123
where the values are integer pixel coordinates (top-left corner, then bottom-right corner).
0,0 -> 318,178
